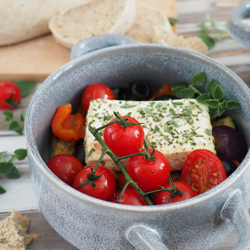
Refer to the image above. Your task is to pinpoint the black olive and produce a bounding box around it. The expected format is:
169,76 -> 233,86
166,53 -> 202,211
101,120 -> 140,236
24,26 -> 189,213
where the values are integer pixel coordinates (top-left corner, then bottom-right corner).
126,80 -> 152,101
111,87 -> 128,100
220,158 -> 238,177
73,138 -> 85,163
154,95 -> 178,100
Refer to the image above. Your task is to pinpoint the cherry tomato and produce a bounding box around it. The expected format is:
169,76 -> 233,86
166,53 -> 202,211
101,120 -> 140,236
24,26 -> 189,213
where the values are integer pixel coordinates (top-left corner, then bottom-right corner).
127,149 -> 171,192
181,149 -> 227,194
155,182 -> 198,205
0,81 -> 22,110
51,103 -> 85,142
103,116 -> 144,157
82,83 -> 115,111
111,189 -> 148,206
47,154 -> 84,186
73,165 -> 116,201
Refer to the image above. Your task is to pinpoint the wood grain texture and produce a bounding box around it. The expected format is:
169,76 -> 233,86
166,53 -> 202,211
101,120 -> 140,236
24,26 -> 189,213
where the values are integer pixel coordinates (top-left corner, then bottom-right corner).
0,0 -> 177,82
1,0 -> 250,249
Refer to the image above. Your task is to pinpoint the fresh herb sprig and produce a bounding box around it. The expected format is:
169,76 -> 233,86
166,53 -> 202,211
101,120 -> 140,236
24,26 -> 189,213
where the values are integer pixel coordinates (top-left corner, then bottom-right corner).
197,14 -> 227,49
0,110 -> 25,135
80,114 -> 183,205
0,149 -> 27,194
172,72 -> 240,120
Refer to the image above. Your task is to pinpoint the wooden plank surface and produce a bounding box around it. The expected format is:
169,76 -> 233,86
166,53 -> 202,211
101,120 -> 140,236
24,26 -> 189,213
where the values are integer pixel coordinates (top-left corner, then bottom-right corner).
1,0 -> 250,249
0,0 -> 176,82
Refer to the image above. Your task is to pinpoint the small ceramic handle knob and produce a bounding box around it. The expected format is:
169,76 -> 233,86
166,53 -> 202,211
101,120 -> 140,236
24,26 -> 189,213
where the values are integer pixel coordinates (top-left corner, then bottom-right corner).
70,34 -> 136,60
227,1 -> 250,48
220,189 -> 250,250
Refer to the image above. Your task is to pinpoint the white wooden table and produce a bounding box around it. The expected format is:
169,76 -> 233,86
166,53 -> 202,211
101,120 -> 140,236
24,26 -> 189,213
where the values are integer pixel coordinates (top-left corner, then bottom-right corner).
1,0 -> 250,249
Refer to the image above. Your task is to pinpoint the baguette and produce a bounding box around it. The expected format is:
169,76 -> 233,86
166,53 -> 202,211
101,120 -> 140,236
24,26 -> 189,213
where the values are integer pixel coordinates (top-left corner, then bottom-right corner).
126,2 -> 173,43
152,25 -> 208,55
0,0 -> 95,46
49,0 -> 137,48
0,210 -> 39,250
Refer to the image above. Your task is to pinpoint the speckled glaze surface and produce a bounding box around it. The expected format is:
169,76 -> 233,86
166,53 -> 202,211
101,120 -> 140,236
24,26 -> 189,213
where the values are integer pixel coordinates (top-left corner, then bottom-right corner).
227,1 -> 250,48
25,36 -> 250,250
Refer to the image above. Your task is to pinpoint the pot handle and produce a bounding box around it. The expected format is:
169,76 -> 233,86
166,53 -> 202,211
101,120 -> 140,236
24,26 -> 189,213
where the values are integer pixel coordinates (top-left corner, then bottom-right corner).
125,224 -> 169,250
70,34 -> 136,60
219,189 -> 250,250
227,1 -> 250,48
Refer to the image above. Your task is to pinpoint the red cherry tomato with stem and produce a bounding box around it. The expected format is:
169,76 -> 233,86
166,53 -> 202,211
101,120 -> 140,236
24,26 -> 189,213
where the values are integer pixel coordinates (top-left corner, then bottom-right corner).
155,182 -> 198,204
73,165 -> 116,201
181,149 -> 227,194
112,189 -> 148,206
103,116 -> 144,157
47,154 -> 84,186
82,83 -> 115,111
0,81 -> 22,110
127,149 -> 171,193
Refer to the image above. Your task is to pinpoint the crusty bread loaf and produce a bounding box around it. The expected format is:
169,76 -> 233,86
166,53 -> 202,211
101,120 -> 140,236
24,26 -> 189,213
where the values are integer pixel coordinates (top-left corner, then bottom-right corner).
0,0 -> 96,46
49,0 -> 137,48
152,25 -> 208,55
0,209 -> 39,250
126,2 -> 173,43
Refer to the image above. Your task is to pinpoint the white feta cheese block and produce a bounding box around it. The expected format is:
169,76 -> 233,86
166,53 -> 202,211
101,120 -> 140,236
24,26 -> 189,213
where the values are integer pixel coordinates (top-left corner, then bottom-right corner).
85,98 -> 215,171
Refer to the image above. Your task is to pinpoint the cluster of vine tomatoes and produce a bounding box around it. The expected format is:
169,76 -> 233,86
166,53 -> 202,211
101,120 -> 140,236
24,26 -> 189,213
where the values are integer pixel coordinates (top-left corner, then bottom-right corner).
47,82 -> 240,206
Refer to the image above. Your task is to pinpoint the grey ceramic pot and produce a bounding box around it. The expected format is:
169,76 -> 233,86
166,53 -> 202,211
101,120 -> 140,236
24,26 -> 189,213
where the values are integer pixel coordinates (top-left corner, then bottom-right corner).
227,1 -> 250,48
25,34 -> 250,250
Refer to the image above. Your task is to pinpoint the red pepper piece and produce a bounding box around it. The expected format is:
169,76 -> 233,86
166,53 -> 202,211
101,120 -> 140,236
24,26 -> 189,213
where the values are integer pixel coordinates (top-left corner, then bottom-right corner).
52,103 -> 85,142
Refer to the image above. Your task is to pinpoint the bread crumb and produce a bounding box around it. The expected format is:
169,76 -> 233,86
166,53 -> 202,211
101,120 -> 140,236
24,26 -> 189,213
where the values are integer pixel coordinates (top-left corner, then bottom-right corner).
152,25 -> 208,55
0,209 -> 39,250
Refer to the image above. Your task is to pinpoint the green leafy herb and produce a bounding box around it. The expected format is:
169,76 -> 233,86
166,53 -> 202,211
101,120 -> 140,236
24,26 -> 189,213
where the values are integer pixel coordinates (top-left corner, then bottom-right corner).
168,18 -> 178,25
197,14 -> 227,49
0,149 -> 27,194
172,72 -> 240,119
15,81 -> 36,97
0,110 -> 25,135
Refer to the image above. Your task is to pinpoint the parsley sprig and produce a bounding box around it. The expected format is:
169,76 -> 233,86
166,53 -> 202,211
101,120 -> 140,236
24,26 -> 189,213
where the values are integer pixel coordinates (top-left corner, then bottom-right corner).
0,149 -> 27,194
0,110 -> 25,135
172,72 -> 240,120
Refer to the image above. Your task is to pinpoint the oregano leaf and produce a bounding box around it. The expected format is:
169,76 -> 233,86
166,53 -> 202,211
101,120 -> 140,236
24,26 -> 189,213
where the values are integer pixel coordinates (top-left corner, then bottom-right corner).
206,79 -> 217,94
220,99 -> 228,108
0,185 -> 6,194
20,111 -> 25,122
205,99 -> 219,108
7,166 -> 20,179
196,93 -> 210,104
198,31 -> 215,49
3,110 -> 13,121
171,82 -> 188,90
209,107 -> 219,119
15,81 -> 36,97
180,88 -> 195,98
0,162 -> 14,175
15,149 -> 27,160
172,86 -> 188,98
191,72 -> 206,85
212,85 -> 224,100
227,101 -> 241,110
9,121 -> 23,135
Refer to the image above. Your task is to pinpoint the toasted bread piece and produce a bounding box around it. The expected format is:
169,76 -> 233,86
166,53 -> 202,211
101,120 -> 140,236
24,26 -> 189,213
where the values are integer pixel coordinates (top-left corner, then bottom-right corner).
152,25 -> 208,55
0,210 -> 39,250
49,0 -> 137,48
126,2 -> 173,43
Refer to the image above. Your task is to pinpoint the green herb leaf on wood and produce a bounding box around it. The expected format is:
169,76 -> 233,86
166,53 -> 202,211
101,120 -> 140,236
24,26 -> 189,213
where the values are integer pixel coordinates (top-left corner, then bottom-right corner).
15,149 -> 27,160
0,186 -> 6,194
15,81 -> 36,97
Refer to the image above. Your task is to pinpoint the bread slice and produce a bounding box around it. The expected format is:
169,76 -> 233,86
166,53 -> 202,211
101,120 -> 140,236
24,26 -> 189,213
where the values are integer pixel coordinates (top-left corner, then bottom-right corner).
126,2 -> 173,43
49,0 -> 137,48
0,210 -> 39,250
152,25 -> 208,55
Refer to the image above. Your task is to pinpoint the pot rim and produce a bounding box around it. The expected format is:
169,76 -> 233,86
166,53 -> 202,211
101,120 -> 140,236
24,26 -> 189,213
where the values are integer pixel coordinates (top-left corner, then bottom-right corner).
25,43 -> 250,212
